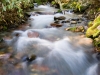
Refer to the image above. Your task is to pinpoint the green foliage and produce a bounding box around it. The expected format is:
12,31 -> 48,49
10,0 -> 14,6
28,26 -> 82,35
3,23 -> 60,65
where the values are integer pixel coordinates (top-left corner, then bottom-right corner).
1,0 -> 33,15
62,3 -> 70,9
51,1 -> 56,5
94,37 -> 100,48
0,0 -> 34,30
57,9 -> 62,13
34,0 -> 47,4
62,0 -> 90,12
34,0 -> 42,4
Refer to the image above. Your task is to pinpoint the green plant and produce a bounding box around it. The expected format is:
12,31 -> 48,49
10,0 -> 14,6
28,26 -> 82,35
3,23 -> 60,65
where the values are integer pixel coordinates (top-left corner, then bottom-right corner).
57,9 -> 62,13
51,1 -> 56,5
62,3 -> 70,9
0,0 -> 34,30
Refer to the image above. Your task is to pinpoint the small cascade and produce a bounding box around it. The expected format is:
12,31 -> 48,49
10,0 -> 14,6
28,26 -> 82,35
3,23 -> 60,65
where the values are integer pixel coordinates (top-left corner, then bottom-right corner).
25,37 -> 97,75
3,4 -> 100,75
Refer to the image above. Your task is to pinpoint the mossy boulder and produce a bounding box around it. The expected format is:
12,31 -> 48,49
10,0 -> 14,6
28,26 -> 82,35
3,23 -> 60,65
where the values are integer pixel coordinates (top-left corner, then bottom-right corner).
66,26 -> 85,32
88,21 -> 93,27
86,15 -> 100,38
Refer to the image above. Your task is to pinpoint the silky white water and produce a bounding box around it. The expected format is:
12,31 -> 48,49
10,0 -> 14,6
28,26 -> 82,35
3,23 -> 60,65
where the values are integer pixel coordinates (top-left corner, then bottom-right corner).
26,37 -> 98,75
4,5 -> 100,75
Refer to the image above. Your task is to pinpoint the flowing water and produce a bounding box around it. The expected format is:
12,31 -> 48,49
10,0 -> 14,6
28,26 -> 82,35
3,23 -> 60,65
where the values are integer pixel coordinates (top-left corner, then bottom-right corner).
1,5 -> 100,75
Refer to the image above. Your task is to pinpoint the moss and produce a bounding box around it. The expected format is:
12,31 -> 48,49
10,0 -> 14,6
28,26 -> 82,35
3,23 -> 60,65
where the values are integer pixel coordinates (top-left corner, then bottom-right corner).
86,15 -> 100,51
69,26 -> 77,32
88,21 -> 93,27
93,37 -> 100,51
86,15 -> 100,38
66,26 -> 85,32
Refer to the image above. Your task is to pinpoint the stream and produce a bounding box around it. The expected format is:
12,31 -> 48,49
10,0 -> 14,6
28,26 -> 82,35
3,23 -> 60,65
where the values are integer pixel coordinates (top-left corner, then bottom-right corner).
0,4 -> 100,75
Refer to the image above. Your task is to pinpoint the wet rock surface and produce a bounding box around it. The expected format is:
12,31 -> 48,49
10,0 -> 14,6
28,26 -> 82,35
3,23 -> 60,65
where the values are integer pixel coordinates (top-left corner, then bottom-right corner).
50,23 -> 62,27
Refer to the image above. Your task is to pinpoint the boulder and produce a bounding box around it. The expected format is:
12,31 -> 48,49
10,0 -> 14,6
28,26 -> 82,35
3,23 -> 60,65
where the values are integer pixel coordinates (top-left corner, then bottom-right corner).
54,16 -> 66,20
66,20 -> 70,23
65,26 -> 85,32
86,15 -> 100,52
51,23 -> 62,27
86,15 -> 100,38
75,26 -> 85,32
70,21 -> 77,24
